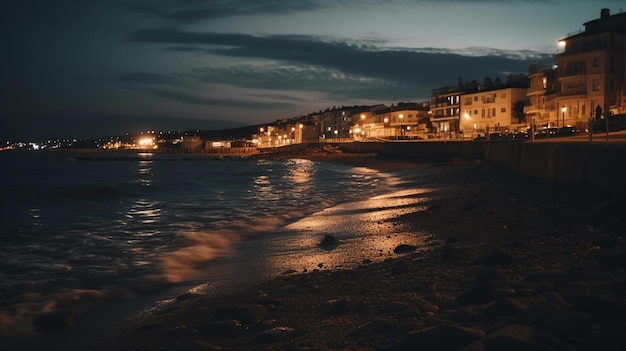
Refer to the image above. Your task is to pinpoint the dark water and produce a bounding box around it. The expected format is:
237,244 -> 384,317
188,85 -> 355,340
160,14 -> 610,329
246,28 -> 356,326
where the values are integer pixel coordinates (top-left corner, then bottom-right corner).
0,150 -> 433,346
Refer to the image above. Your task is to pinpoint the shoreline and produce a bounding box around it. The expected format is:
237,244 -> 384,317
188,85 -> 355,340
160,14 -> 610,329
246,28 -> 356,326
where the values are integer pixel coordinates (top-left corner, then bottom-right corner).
9,152 -> 626,350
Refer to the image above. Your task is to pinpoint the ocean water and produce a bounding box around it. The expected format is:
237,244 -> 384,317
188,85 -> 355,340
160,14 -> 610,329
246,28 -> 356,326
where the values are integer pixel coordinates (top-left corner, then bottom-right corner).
0,150 -> 434,345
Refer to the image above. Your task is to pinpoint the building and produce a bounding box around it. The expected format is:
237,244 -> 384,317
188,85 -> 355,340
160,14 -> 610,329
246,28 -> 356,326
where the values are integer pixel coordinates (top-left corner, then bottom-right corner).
525,66 -> 559,129
459,82 -> 529,138
352,102 -> 430,140
555,8 -> 626,130
430,81 -> 480,136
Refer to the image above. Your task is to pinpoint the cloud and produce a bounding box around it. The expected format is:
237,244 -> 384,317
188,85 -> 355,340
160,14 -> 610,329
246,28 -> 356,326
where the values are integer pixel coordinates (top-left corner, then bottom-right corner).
151,89 -> 295,109
123,0 -> 328,21
123,0 -> 577,22
129,28 -> 553,101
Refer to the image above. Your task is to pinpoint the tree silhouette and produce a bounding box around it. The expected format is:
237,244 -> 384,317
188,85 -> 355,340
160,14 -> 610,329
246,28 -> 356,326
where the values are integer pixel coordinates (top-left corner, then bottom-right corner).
512,100 -> 528,124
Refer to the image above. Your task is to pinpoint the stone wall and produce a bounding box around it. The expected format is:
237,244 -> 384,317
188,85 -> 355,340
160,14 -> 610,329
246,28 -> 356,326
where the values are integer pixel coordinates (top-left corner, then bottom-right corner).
338,141 -> 626,189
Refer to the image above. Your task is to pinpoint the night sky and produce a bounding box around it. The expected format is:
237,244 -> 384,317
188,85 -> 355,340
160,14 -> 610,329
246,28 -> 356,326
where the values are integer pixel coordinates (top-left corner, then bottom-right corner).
2,0 -> 622,140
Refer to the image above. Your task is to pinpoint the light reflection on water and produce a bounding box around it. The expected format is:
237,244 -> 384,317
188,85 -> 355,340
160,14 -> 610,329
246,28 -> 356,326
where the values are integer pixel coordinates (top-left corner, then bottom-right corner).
0,152 -> 436,343
207,187 -> 435,283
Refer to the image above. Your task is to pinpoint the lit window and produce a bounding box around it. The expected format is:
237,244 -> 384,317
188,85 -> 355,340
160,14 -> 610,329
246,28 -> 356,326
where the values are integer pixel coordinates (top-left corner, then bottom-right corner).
593,80 -> 600,91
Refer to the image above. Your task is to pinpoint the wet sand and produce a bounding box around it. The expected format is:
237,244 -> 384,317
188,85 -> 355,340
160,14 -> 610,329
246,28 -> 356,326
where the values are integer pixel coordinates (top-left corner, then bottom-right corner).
15,151 -> 626,350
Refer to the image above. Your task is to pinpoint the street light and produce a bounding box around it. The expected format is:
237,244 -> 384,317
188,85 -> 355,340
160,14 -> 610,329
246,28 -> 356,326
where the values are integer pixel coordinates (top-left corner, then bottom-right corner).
399,114 -> 404,137
561,106 -> 566,127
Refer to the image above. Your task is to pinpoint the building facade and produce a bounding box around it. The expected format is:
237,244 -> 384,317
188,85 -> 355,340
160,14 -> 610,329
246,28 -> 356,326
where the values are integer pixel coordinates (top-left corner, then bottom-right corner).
525,66 -> 559,129
430,82 -> 480,136
555,8 -> 626,130
459,83 -> 529,137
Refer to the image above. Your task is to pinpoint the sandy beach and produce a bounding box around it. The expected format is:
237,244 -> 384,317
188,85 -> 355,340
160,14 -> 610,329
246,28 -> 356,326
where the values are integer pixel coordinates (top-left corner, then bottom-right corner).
15,150 -> 626,350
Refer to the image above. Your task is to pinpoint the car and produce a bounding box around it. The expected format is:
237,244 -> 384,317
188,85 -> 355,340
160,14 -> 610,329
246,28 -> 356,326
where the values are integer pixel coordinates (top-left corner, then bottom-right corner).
534,127 -> 558,139
555,126 -> 577,136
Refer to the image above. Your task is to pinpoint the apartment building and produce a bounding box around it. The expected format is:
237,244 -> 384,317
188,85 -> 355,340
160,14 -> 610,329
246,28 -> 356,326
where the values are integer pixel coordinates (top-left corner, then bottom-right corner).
525,66 -> 559,128
353,102 -> 430,139
555,8 -> 626,130
459,82 -> 529,137
430,82 -> 480,135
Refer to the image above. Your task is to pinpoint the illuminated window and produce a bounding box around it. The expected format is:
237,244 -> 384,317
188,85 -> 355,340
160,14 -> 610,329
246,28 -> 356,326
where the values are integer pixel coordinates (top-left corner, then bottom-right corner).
593,80 -> 600,91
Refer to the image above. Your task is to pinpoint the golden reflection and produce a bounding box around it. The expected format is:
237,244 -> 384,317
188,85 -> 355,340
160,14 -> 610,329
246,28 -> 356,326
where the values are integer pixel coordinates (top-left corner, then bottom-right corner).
137,159 -> 153,186
261,188 -> 434,274
284,158 -> 315,184
159,230 -> 237,283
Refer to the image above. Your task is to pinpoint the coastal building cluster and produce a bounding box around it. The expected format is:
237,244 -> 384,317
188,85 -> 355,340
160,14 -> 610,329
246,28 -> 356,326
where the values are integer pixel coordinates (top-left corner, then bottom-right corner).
4,9 -> 624,152
252,9 -> 626,148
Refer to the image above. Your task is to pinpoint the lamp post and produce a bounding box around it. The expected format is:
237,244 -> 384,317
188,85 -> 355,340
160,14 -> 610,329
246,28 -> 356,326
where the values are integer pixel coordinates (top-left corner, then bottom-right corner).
561,106 -> 566,127
399,114 -> 404,137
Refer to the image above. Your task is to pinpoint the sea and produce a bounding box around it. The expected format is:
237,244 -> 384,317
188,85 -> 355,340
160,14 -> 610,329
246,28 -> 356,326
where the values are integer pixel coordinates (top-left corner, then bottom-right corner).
0,150 -> 436,348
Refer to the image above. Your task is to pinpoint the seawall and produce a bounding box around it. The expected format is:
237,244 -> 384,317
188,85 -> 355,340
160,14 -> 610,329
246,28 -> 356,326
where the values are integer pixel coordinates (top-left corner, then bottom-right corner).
338,141 -> 626,189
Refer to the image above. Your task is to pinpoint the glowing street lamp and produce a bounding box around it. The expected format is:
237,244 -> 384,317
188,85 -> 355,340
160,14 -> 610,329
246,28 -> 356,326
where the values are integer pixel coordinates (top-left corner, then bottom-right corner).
561,106 -> 566,127
399,114 -> 404,136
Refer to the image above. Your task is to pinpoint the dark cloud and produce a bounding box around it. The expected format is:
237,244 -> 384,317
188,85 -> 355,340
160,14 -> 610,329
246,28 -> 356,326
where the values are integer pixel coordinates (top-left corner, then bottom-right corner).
124,0 -> 327,21
187,65 -> 398,101
152,89 -> 295,109
129,28 -> 553,99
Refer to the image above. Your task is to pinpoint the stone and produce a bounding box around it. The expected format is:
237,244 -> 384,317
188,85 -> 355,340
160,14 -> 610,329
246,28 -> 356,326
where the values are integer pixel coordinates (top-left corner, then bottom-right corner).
326,297 -> 352,315
394,244 -> 417,254
539,311 -> 592,337
395,324 -> 484,351
456,282 -> 498,306
484,295 -> 548,317
33,309 -> 78,332
319,235 -> 343,250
